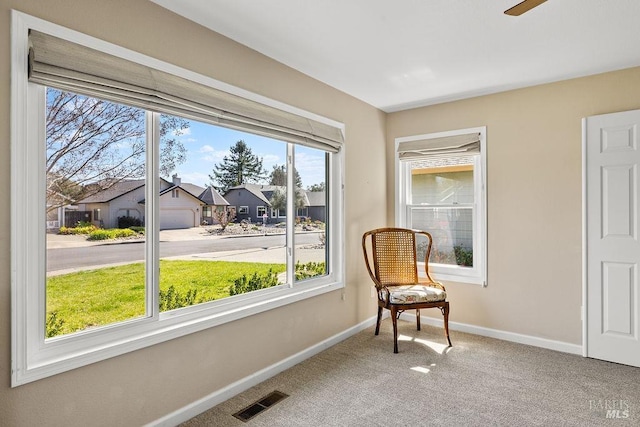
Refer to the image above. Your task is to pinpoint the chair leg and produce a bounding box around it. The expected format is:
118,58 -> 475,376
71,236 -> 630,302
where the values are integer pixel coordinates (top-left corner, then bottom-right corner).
442,302 -> 452,347
375,306 -> 383,336
416,308 -> 421,331
391,307 -> 399,353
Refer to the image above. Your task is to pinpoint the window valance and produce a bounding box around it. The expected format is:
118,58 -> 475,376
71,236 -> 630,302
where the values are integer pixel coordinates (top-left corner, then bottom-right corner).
397,132 -> 480,161
28,30 -> 343,152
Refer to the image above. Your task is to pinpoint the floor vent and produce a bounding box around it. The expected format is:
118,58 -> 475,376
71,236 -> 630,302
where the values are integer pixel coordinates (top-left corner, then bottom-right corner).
232,391 -> 289,422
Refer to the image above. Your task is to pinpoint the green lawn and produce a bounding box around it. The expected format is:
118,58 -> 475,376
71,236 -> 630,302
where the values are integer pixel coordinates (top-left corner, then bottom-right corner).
46,260 -> 285,336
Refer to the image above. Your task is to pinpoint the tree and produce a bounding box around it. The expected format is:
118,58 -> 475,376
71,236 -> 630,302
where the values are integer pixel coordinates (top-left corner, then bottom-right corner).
269,186 -> 307,213
212,206 -> 237,231
268,165 -> 306,213
209,140 -> 266,192
268,164 -> 302,188
307,182 -> 325,192
46,88 -> 189,211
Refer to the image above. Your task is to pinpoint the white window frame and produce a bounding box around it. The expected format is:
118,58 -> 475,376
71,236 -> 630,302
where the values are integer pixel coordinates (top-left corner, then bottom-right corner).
11,12 -> 345,386
270,208 -> 286,218
238,206 -> 249,215
395,126 -> 487,286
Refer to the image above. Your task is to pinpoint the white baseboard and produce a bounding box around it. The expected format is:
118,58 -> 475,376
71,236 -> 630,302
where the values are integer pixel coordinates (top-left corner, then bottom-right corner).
147,315 -> 380,427
150,311 -> 582,426
399,312 -> 582,355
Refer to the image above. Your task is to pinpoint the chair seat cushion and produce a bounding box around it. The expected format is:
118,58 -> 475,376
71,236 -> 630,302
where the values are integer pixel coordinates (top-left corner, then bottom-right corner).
383,285 -> 447,304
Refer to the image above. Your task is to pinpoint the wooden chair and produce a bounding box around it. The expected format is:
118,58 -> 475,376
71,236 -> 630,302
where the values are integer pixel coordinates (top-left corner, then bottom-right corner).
362,227 -> 452,353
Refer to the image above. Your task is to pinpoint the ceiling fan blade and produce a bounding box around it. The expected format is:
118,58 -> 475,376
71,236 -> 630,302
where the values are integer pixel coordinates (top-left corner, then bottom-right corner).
504,0 -> 548,16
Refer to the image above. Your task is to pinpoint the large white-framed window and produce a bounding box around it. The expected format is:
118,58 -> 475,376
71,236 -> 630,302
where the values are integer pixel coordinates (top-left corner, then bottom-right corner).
396,127 -> 487,286
11,12 -> 345,386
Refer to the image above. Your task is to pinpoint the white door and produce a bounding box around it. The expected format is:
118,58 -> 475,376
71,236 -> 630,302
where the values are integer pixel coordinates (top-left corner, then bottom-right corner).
585,109 -> 640,367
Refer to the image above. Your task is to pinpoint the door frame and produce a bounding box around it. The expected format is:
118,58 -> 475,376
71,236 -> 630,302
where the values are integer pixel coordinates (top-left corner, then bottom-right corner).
581,117 -> 588,357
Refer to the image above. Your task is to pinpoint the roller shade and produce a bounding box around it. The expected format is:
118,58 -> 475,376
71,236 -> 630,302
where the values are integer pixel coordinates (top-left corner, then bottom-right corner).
397,132 -> 480,161
28,30 -> 343,152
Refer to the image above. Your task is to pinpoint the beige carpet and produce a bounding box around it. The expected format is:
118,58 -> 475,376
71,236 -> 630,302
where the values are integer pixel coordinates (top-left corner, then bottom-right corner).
181,319 -> 640,426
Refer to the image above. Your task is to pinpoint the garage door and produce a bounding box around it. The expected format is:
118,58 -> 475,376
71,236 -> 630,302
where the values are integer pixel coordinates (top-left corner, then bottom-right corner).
160,209 -> 194,230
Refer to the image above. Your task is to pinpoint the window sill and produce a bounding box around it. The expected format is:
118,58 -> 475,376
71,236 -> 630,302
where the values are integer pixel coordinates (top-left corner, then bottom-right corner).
422,271 -> 486,286
14,279 -> 344,386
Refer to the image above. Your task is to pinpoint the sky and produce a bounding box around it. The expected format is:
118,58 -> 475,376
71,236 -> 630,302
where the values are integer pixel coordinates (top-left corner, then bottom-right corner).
171,119 -> 326,189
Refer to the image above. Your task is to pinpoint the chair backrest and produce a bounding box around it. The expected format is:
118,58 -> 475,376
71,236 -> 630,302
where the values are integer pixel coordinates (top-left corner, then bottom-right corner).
362,228 -> 432,287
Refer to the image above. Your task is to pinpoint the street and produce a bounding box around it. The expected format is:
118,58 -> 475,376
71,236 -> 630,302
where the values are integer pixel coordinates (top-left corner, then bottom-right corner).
46,233 -> 322,272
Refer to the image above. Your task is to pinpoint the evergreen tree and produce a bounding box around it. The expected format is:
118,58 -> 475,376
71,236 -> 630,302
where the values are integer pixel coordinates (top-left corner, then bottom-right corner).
307,182 -> 325,192
268,164 -> 303,188
209,140 -> 266,192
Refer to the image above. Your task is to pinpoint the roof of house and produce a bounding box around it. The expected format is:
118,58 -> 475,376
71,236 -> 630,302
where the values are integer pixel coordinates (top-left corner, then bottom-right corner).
198,187 -> 229,206
180,183 -> 206,198
76,179 -> 145,204
225,184 -> 274,205
226,184 -> 320,207
305,191 -> 325,207
157,185 -> 205,204
77,178 -> 228,206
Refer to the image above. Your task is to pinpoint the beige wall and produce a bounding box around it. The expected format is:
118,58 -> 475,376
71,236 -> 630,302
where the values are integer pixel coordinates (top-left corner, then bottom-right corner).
4,0 -> 640,425
387,66 -> 640,345
0,1 -> 385,425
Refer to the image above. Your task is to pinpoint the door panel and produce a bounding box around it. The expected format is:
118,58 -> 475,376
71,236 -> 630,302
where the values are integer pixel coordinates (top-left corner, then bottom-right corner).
586,109 -> 640,367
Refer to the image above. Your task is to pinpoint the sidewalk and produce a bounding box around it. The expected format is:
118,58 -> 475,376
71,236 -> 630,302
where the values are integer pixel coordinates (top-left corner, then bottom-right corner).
165,246 -> 325,264
46,226 -> 317,249
46,227 -> 219,249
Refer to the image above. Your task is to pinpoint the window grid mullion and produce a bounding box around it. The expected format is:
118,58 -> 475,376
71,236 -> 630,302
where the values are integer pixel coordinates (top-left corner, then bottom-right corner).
286,143 -> 295,287
146,112 -> 160,319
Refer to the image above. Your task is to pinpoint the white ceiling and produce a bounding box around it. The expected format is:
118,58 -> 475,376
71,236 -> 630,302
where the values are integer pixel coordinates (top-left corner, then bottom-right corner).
152,0 -> 640,112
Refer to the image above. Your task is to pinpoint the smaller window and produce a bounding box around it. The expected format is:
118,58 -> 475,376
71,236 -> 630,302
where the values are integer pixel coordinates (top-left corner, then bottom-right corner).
396,127 -> 486,286
172,189 -> 179,198
238,206 -> 249,214
270,208 -> 286,218
93,209 -> 102,221
257,206 -> 267,217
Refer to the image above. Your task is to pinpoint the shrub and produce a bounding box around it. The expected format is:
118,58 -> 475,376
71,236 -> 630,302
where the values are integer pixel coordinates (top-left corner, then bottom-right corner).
453,245 -> 473,267
114,228 -> 138,238
159,285 -> 201,311
86,229 -> 112,240
421,242 -> 473,267
46,311 -> 65,338
229,269 -> 280,296
87,228 -> 138,241
59,224 -> 97,235
118,215 -> 142,228
129,226 -> 145,234
295,261 -> 326,280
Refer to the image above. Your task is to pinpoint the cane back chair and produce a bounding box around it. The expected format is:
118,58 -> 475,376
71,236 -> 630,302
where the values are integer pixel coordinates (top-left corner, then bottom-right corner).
362,227 -> 452,353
